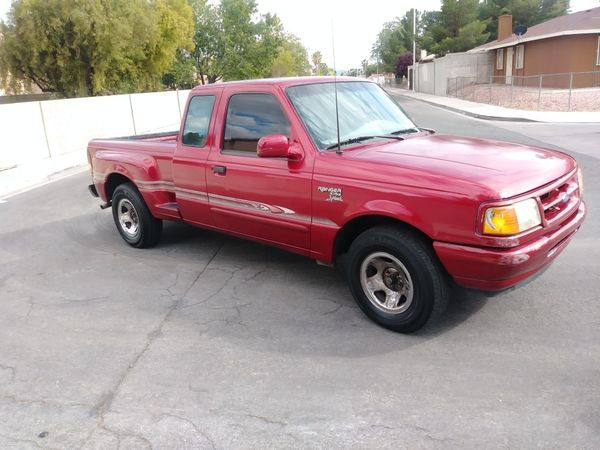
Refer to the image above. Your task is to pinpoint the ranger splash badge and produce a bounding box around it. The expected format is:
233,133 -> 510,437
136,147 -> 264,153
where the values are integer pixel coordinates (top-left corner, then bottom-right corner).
318,186 -> 343,202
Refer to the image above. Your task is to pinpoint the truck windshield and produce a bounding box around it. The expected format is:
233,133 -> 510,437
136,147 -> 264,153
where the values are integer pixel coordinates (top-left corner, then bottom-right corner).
286,81 -> 416,151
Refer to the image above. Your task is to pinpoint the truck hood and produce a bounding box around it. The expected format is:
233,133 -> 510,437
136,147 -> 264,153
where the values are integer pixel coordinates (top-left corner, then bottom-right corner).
346,133 -> 576,199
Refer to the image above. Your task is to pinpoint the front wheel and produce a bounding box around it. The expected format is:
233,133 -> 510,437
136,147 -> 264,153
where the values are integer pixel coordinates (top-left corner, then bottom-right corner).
346,226 -> 449,333
111,182 -> 162,248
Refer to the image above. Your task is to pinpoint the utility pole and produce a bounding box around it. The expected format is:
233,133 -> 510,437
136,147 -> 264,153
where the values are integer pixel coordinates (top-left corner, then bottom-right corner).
412,8 -> 416,91
376,49 -> 380,84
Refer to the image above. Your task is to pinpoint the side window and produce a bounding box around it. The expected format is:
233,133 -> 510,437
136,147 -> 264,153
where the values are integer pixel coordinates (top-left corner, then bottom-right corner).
515,45 -> 524,69
223,93 -> 291,153
182,95 -> 215,147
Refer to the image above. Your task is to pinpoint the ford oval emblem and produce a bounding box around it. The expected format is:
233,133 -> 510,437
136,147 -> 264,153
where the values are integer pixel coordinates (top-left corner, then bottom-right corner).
560,192 -> 570,203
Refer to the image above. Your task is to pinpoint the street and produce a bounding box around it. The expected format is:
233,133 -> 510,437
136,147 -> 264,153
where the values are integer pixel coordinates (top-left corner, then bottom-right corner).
0,96 -> 599,449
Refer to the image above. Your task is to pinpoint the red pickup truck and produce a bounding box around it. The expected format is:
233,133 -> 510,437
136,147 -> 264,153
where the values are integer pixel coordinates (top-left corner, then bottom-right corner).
88,77 -> 585,332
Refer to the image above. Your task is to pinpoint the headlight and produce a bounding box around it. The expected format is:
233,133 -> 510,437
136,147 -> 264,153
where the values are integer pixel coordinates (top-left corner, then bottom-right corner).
482,198 -> 541,236
577,168 -> 584,198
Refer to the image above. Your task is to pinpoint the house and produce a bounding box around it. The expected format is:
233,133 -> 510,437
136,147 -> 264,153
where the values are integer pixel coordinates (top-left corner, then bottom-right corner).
468,7 -> 600,88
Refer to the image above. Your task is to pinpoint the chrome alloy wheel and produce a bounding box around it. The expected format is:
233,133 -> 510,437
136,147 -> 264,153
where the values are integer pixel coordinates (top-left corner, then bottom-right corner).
359,251 -> 414,314
117,198 -> 140,238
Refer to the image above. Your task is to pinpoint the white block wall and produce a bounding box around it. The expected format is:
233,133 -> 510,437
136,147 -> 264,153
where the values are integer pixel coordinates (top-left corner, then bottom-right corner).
414,52 -> 494,96
0,102 -> 49,166
130,91 -> 181,135
0,89 -> 193,168
41,94 -> 135,157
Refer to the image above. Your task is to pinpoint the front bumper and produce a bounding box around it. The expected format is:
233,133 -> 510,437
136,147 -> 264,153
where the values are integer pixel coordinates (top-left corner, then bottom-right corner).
434,202 -> 586,291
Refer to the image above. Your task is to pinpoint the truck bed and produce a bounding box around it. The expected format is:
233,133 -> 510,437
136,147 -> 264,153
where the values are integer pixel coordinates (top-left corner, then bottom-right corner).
94,130 -> 179,143
88,131 -> 179,210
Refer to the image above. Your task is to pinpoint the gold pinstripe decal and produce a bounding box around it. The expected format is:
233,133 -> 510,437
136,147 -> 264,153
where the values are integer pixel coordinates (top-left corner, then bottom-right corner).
93,171 -> 337,226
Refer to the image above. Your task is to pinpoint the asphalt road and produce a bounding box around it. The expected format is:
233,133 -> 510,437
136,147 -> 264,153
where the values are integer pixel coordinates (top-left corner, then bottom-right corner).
1,97 -> 599,449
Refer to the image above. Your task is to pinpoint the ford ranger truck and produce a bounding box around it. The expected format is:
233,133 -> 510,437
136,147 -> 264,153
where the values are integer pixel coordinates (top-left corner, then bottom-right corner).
87,77 -> 586,333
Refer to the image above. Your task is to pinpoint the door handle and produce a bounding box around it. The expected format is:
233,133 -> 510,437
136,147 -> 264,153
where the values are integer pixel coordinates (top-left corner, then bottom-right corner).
212,165 -> 226,175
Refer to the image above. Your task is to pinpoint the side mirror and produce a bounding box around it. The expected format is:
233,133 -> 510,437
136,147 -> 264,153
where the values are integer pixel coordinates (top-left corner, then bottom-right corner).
257,134 -> 303,161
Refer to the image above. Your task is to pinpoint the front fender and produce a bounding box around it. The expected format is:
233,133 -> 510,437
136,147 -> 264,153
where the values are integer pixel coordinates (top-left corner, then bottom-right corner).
346,199 -> 426,236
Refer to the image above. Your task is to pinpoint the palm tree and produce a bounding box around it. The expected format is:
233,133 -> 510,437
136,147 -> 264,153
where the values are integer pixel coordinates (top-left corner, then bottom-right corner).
311,51 -> 322,75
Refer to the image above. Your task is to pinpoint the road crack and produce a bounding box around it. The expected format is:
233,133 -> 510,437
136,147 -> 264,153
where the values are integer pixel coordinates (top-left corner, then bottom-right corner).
158,414 -> 216,449
0,432 -> 61,450
83,242 -> 224,447
0,393 -> 88,409
245,413 -> 287,427
182,268 -> 236,309
0,364 -> 16,383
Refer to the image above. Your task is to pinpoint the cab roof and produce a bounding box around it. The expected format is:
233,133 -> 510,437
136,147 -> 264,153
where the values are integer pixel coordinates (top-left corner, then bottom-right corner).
190,76 -> 370,93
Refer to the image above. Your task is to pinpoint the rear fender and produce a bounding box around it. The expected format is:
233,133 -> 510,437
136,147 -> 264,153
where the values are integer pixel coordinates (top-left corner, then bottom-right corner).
91,150 -> 166,203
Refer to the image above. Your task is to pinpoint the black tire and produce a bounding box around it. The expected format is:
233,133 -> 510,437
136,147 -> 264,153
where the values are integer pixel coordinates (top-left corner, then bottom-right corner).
345,226 -> 449,333
111,182 -> 162,248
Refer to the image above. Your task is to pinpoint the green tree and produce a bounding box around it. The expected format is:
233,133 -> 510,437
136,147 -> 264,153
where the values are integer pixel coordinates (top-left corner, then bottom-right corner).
452,19 -> 491,50
371,18 -> 408,72
311,51 -> 334,76
419,11 -> 444,52
190,0 -> 283,84
162,50 -> 196,89
441,0 -> 480,36
311,51 -> 323,75
0,0 -> 194,97
266,34 -> 311,77
316,62 -> 334,76
478,0 -> 569,40
399,9 -> 426,53
421,0 -> 490,55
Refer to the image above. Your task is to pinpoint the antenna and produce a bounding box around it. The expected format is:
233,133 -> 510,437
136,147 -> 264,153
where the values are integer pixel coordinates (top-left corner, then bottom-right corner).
331,20 -> 342,155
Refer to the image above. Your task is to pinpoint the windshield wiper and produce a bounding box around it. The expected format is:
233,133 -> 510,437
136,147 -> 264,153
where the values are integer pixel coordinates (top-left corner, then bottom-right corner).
389,127 -> 420,136
325,134 -> 405,150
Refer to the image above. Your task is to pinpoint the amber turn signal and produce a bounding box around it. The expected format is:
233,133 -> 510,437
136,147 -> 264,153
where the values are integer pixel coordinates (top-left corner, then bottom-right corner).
482,198 -> 541,236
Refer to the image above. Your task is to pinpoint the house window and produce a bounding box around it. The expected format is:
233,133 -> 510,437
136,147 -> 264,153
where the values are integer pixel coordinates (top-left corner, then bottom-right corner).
516,45 -> 524,69
597,36 -> 600,66
496,49 -> 504,70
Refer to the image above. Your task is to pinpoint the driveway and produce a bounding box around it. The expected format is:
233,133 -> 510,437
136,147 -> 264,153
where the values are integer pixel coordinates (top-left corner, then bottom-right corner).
0,97 -> 598,449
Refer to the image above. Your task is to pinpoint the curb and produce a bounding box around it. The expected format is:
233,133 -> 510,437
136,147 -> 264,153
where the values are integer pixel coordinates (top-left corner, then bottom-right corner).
393,92 -> 537,122
0,164 -> 88,200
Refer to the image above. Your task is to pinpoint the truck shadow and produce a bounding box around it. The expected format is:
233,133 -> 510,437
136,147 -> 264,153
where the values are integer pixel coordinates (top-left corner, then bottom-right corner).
415,285 -> 490,337
158,221 -> 491,342
32,212 -> 498,358
56,208 -> 494,357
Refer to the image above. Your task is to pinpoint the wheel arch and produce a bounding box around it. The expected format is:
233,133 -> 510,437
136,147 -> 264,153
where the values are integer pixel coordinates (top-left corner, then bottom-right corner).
104,173 -> 135,200
333,214 -> 433,262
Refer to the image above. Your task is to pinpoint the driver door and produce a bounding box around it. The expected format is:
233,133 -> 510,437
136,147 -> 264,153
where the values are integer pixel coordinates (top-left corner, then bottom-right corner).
206,87 -> 313,254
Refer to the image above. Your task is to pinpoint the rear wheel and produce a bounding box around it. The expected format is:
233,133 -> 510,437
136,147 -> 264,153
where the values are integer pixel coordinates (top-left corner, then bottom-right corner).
112,183 -> 162,248
346,226 -> 449,333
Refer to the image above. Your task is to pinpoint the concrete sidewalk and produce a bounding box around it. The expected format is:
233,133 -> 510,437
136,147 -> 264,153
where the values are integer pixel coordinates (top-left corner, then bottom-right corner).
0,151 -> 87,200
389,88 -> 600,123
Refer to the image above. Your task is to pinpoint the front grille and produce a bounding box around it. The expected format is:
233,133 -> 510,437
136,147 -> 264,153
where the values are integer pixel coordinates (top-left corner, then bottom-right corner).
539,175 -> 580,223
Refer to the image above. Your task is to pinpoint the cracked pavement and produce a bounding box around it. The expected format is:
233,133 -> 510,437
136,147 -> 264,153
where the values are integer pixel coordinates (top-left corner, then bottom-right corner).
1,98 -> 599,449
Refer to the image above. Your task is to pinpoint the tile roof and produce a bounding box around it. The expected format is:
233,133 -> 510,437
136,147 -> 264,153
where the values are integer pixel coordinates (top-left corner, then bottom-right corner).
469,6 -> 600,52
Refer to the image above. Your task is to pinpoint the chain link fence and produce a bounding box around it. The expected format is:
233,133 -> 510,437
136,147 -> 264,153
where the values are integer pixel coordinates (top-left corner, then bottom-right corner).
447,71 -> 600,111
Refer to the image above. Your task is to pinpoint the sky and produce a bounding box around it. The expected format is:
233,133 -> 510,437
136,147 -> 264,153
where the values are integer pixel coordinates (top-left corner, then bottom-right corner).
0,0 -> 599,70
256,0 -> 443,69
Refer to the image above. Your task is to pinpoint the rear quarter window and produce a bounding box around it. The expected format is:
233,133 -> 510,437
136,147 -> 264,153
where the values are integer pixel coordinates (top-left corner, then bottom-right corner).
182,95 -> 216,147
